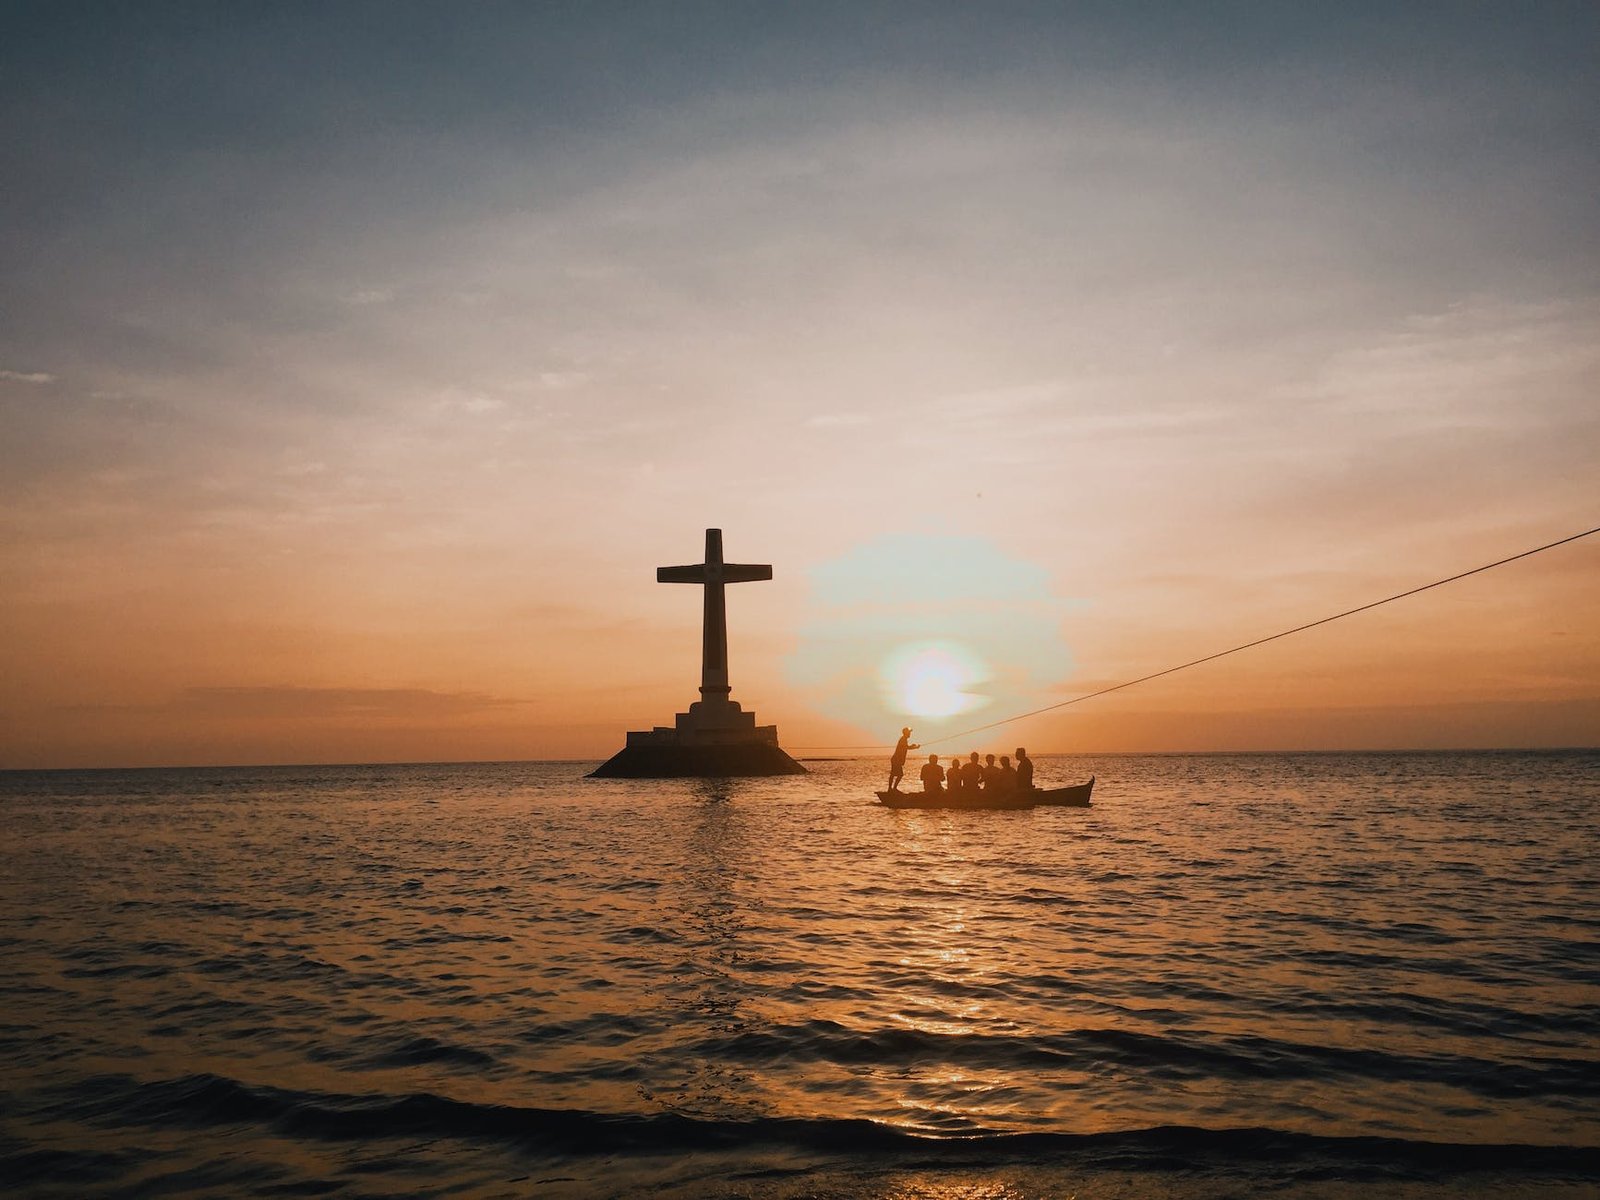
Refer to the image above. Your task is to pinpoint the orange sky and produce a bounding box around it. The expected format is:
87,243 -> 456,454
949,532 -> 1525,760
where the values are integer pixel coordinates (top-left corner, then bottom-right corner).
2,8 -> 1597,767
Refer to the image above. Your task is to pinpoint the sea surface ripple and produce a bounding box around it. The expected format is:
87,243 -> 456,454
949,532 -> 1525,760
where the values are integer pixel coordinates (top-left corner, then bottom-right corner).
1,751 -> 1596,1197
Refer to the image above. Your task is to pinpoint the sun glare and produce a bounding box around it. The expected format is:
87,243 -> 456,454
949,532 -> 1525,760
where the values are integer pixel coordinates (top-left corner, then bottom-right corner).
882,642 -> 988,718
787,533 -> 1073,739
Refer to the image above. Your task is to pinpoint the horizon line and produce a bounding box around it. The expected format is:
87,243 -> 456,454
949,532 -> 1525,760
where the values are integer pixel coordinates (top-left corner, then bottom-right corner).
3,745 -> 1596,774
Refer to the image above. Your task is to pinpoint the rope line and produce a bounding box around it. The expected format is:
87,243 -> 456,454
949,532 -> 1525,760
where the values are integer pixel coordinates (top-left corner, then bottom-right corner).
792,523 -> 1599,752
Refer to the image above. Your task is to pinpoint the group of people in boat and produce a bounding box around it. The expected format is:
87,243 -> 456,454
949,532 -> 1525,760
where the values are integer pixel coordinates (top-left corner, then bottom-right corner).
888,727 -> 1035,795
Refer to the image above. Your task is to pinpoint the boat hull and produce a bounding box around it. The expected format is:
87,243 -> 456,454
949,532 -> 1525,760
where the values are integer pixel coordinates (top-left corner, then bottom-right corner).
875,776 -> 1094,810
1033,776 -> 1095,807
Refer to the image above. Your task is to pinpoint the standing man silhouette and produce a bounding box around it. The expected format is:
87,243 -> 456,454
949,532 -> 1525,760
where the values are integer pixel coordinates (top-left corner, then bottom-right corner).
888,727 -> 919,791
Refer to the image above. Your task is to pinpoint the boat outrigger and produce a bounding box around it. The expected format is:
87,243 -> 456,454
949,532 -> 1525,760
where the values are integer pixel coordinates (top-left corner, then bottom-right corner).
875,776 -> 1094,810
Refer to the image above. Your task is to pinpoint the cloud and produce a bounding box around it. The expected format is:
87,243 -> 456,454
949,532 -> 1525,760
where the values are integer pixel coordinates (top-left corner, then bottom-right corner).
72,687 -> 528,720
434,389 -> 507,415
1286,296 -> 1600,431
342,287 -> 395,305
538,371 -> 590,390
0,369 -> 55,384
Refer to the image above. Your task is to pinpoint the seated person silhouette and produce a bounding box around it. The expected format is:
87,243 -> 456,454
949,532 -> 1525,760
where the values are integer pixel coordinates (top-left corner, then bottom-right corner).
919,753 -> 944,793
997,755 -> 1017,793
1015,748 -> 1034,791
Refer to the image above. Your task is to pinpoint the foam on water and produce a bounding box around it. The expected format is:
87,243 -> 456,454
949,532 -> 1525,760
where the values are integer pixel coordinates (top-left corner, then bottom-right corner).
1,751 -> 1596,1197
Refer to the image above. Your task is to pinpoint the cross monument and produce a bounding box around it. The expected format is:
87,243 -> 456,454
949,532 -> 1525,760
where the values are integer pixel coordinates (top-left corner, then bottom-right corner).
588,528 -> 806,777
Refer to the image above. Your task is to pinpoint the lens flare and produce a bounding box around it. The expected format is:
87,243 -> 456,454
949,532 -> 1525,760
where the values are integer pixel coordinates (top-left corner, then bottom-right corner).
881,641 -> 988,718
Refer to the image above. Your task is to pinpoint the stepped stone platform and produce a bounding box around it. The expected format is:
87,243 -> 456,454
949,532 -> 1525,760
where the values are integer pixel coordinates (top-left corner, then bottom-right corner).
590,741 -> 806,778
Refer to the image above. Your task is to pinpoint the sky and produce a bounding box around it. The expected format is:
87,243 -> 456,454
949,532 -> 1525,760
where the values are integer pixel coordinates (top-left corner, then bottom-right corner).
2,2 -> 1597,768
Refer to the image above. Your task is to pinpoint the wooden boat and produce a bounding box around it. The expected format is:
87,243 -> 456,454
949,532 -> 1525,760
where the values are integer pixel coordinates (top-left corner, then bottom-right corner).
875,776 -> 1094,810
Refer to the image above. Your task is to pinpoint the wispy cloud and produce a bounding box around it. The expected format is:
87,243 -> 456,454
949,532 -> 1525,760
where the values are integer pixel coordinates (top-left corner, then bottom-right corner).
341,287 -> 395,306
538,371 -> 590,390
1286,296 -> 1600,432
0,369 -> 55,384
434,388 -> 507,415
72,687 -> 529,719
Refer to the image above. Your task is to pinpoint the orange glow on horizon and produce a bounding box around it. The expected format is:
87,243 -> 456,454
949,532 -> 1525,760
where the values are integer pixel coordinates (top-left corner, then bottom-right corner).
1,514 -> 1596,767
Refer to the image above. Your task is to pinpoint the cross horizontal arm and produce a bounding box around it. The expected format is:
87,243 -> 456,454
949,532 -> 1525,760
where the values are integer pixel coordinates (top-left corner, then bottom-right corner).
721,564 -> 773,583
657,565 -> 708,583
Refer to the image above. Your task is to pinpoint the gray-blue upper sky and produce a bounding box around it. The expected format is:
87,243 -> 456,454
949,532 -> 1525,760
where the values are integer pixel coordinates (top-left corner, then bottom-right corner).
6,3 -> 1595,466
8,3 -> 1596,317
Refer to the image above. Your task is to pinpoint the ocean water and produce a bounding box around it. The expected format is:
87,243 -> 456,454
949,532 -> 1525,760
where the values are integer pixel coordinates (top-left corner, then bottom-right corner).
1,750 -> 1597,1198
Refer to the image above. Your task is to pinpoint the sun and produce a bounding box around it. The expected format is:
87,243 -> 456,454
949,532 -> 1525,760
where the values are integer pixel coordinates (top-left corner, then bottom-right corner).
881,642 -> 988,718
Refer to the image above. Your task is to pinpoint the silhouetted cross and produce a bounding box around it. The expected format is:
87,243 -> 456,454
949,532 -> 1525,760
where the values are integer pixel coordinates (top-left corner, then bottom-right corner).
658,529 -> 772,700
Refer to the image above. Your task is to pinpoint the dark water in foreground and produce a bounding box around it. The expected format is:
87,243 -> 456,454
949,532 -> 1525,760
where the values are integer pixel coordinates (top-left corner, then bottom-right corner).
1,751 -> 1597,1198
